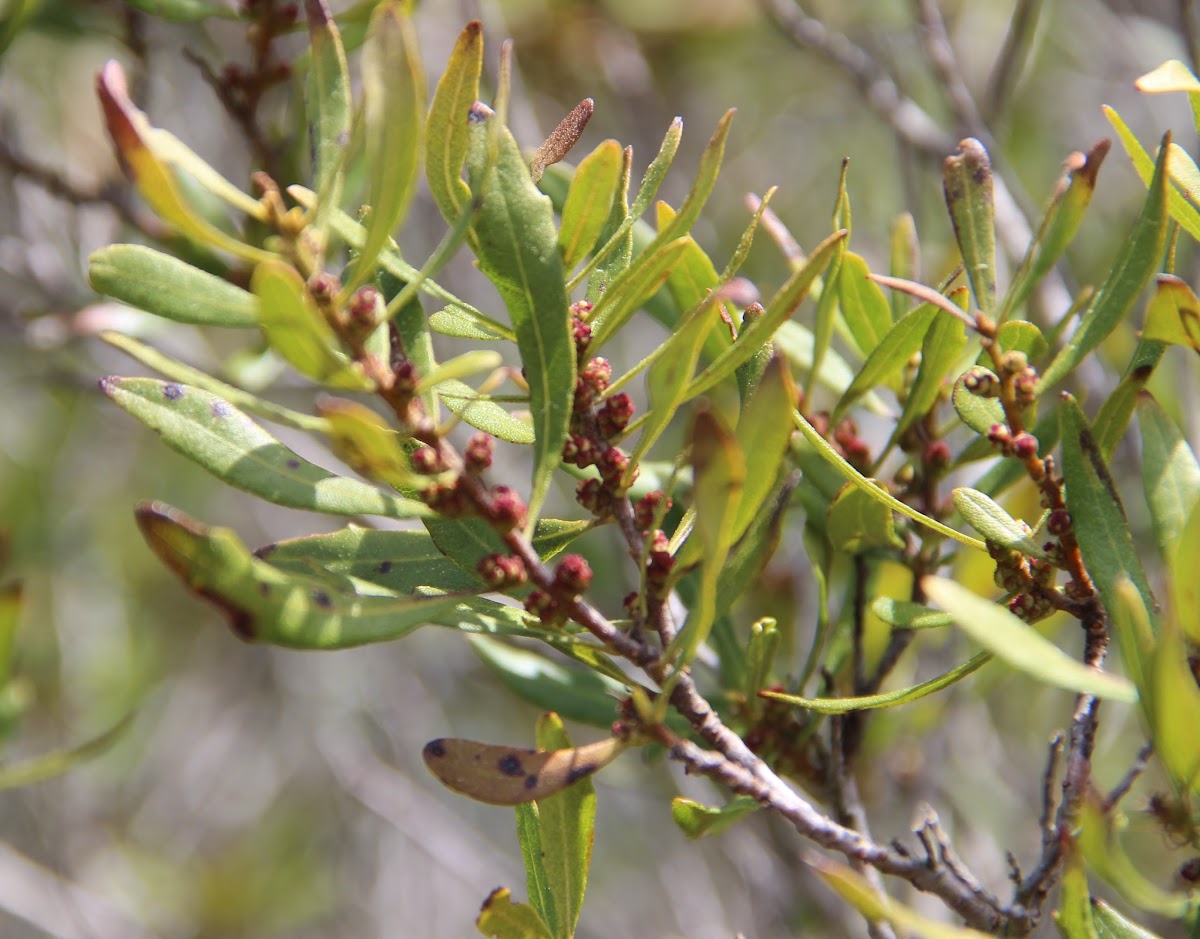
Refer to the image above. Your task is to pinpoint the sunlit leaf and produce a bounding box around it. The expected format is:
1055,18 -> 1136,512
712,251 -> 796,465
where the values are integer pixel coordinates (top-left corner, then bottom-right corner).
467,105 -> 573,524
671,796 -> 760,839
476,888 -> 554,939
1091,899 -> 1167,939
1137,392 -> 1200,558
1105,107 -> 1200,242
827,482 -> 904,554
838,251 -> 892,359
1150,616 -> 1200,796
1053,838 -> 1098,939
762,651 -> 990,713
426,21 -> 482,221
1093,340 -> 1163,462
952,367 -> 1005,436
315,397 -> 415,489
1042,133 -> 1169,390
1141,274 -> 1200,352
922,576 -> 1137,702
351,0 -> 425,287
558,140 -> 623,271
100,377 -> 430,518
1171,500 -> 1200,644
304,0 -> 352,238
871,598 -> 953,630
952,488 -> 1049,559
894,304 -> 968,439
438,379 -> 535,444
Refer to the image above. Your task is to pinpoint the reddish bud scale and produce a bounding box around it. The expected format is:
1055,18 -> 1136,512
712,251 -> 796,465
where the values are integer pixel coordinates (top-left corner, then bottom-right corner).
477,553 -> 527,589
562,433 -> 598,468
392,361 -> 419,394
923,439 -> 952,472
597,393 -> 635,439
576,477 -> 614,516
465,433 -> 494,474
596,447 -> 629,487
422,480 -> 470,517
1046,509 -> 1071,537
489,486 -> 528,532
553,554 -> 592,596
411,447 -> 443,475
634,491 -> 671,531
1011,433 -> 1039,460
308,272 -> 340,303
524,589 -> 564,627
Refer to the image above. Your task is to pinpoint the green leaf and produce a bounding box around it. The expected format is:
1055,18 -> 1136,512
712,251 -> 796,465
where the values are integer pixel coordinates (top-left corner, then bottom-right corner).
731,356 -> 797,542
833,296 -> 944,419
794,409 -> 985,549
1054,840 -> 1098,939
589,111 -> 734,348
304,0 -> 352,238
1109,577 -> 1154,717
762,651 -> 990,714
0,583 -> 20,687
670,796 -> 760,839
1060,395 -> 1156,621
688,228 -> 848,401
871,598 -> 953,630
1141,274 -> 1200,352
1150,615 -> 1200,795
584,144 -> 633,306
1042,131 -> 1169,390
808,854 -> 993,939
772,322 -> 888,412
430,305 -> 507,340
670,408 -> 745,667
943,138 -> 997,315
894,305 -> 968,439
251,258 -> 372,389
426,21 -> 482,221
467,107 -> 573,525
0,714 -> 133,790
838,251 -> 893,358
315,397 -> 415,489
471,639 -> 622,729
88,245 -> 257,327
136,502 -> 457,648
99,331 -> 327,433
515,803 -> 556,937
423,736 -> 622,806
1171,500 -> 1200,644
587,237 -> 691,349
1137,392 -> 1200,558
656,200 -> 737,362
1093,340 -> 1164,462
1091,899 -> 1167,939
743,617 -> 780,705
476,888 -> 555,939
996,320 -> 1049,360
558,140 -> 623,271
117,0 -> 239,20
351,0 -> 425,288
1136,58 -> 1200,137
100,377 -> 431,519
889,212 -> 919,322
952,488 -> 1049,560
922,576 -> 1137,702
826,482 -> 904,554
1002,140 -> 1109,322
530,713 -> 596,939
438,379 -> 535,444
1106,106 -> 1200,242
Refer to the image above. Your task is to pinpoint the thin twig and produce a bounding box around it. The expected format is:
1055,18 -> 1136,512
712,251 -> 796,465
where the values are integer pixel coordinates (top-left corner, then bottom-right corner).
911,0 -> 988,139
983,0 -> 1041,124
1104,741 -> 1153,812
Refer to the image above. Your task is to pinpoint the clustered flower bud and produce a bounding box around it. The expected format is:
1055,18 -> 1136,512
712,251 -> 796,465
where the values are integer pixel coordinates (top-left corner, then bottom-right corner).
464,433 -> 494,474
562,433 -> 599,468
411,446 -> 444,475
645,529 -> 674,587
421,479 -> 471,517
574,357 -> 612,410
1046,509 -> 1071,537
346,285 -> 383,341
392,360 -> 419,395
923,439 -> 952,475
524,588 -> 563,627
477,553 -> 527,590
1008,591 -> 1053,622
575,477 -> 614,516
489,485 -> 527,532
634,490 -> 671,531
570,300 -> 594,361
597,393 -> 634,440
987,424 -> 1040,461
307,271 -> 340,304
553,554 -> 592,597
963,368 -> 1000,398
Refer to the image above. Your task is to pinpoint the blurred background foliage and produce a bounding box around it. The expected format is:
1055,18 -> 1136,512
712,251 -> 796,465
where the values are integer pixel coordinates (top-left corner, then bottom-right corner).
0,1 -> 1196,936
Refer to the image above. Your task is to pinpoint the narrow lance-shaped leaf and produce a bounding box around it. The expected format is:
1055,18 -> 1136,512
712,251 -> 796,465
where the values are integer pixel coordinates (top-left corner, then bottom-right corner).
1137,392 -> 1200,558
1105,106 -> 1200,242
1060,395 -> 1156,621
838,252 -> 893,360
1043,131 -> 1169,390
1001,140 -> 1109,322
952,488 -> 1050,560
100,377 -> 431,519
1151,613 -> 1200,796
476,888 -> 554,939
889,212 -> 919,321
585,144 -> 632,305
1053,839 -> 1098,939
467,104 -> 574,525
304,0 -> 352,238
426,21 -> 482,221
761,651 -> 991,713
1172,500 -> 1200,644
529,713 -> 596,939
1091,900 -> 1167,939
922,576 -> 1137,702
350,0 -> 425,289
557,140 -> 623,271
589,111 -> 734,348
96,61 -> 272,263
514,800 -> 556,938
687,228 -> 847,400
136,502 -> 458,648
669,408 -> 745,667
1135,58 -> 1200,139
671,796 -> 760,839
422,735 -> 623,806
730,356 -> 797,543
943,137 -> 997,315
88,244 -> 257,328
893,301 -> 968,440
826,482 -> 904,554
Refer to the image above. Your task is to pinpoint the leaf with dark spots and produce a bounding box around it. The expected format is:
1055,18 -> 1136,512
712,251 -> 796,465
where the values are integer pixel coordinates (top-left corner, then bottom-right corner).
101,377 -> 430,519
422,735 -> 622,805
135,501 -> 459,649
